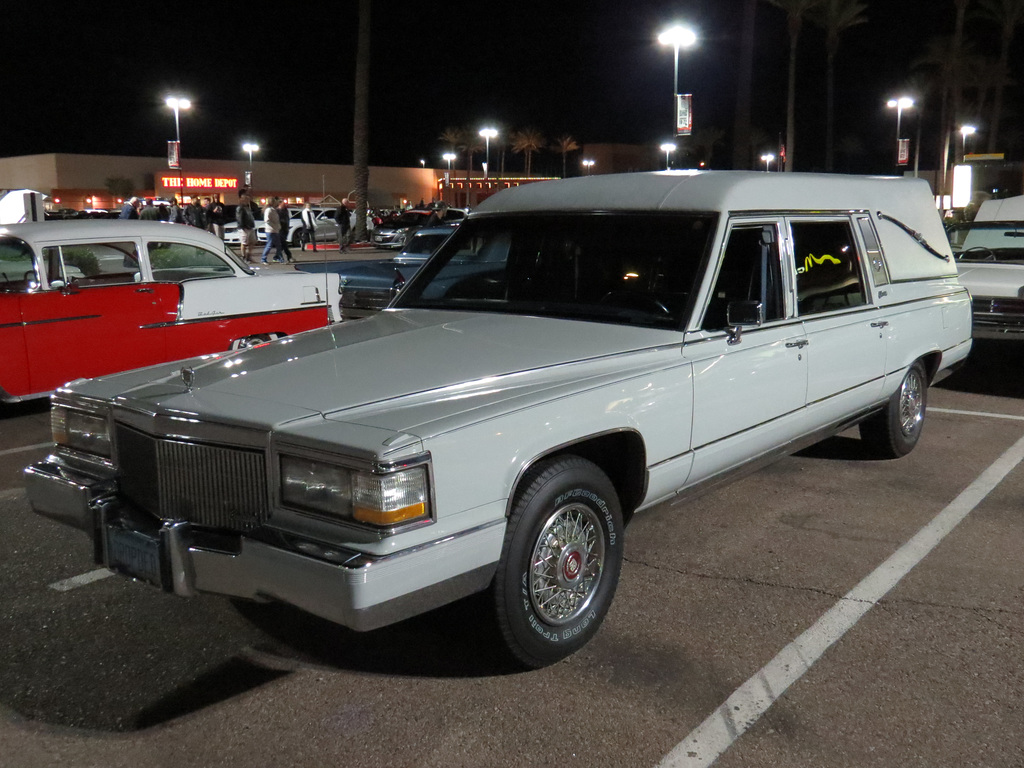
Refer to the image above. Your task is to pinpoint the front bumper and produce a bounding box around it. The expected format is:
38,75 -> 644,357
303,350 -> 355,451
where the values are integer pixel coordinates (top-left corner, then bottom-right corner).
25,456 -> 502,632
971,296 -> 1024,339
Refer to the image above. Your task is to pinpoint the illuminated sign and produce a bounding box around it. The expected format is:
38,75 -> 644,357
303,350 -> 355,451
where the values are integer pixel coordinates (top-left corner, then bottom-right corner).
161,176 -> 239,190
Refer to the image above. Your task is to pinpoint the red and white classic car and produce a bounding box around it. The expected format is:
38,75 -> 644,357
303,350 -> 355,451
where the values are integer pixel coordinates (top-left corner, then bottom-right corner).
0,220 -> 339,402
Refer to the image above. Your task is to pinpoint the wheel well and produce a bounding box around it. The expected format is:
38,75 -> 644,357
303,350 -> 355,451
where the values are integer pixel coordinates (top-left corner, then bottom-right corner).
526,431 -> 647,524
920,351 -> 942,384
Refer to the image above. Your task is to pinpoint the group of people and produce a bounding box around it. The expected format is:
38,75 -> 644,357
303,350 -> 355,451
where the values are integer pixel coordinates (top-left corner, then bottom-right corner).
118,194 -> 228,238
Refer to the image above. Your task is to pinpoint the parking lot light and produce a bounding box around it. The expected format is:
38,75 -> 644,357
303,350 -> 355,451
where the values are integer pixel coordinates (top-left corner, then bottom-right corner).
660,142 -> 677,170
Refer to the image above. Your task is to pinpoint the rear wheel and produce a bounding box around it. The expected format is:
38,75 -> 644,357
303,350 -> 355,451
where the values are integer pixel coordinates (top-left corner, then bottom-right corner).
859,360 -> 927,458
493,456 -> 623,668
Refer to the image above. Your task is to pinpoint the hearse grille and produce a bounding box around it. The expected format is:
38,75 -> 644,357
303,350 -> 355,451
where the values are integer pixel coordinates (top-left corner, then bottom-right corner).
115,424 -> 269,531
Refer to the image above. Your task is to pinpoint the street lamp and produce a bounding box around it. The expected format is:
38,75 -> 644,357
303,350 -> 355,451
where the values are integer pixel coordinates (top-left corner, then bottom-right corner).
479,127 -> 498,178
420,158 -> 426,168
658,24 -> 697,137
960,125 -> 977,160
886,96 -> 914,170
165,96 -> 191,199
242,142 -> 259,187
660,142 -> 677,170
443,152 -> 456,171
761,153 -> 775,172
582,159 -> 595,175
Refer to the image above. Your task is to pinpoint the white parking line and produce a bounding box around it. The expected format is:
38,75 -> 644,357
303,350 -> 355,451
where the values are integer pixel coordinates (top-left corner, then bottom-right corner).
49,569 -> 113,592
0,442 -> 50,458
658,431 -> 1024,768
931,406 -> 1024,422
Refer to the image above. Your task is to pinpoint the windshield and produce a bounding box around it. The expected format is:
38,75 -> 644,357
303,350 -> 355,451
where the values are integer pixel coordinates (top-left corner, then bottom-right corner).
949,221 -> 1024,263
393,213 -> 714,329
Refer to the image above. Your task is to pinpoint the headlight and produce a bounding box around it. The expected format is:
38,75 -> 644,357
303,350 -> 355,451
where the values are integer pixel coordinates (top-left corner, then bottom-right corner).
280,456 -> 429,529
52,405 -> 111,458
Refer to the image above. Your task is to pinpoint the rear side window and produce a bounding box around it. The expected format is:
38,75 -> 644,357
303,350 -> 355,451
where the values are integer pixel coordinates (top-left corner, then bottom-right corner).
790,220 -> 867,315
42,241 -> 140,287
148,242 -> 234,281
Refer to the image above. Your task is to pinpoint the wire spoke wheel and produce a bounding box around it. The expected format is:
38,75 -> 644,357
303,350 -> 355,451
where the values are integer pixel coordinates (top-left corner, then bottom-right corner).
898,366 -> 924,436
529,503 -> 605,625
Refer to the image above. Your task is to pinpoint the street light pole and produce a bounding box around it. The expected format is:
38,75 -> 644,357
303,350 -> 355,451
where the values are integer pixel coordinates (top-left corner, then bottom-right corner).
242,142 -> 259,188
886,96 -> 914,172
660,142 -> 676,170
479,128 -> 498,179
166,96 -> 191,201
657,25 -> 697,137
960,125 -> 976,162
761,153 -> 775,172
582,159 -> 595,175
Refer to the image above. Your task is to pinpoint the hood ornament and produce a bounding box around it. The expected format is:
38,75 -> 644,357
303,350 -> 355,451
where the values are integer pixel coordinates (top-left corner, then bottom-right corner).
180,366 -> 196,392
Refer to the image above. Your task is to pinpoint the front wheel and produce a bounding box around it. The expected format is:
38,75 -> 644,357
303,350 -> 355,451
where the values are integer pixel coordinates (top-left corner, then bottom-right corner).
493,456 -> 623,668
859,360 -> 928,458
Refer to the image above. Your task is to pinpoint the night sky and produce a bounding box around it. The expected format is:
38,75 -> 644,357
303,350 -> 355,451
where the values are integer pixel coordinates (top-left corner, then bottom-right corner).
1,0 -> 1015,176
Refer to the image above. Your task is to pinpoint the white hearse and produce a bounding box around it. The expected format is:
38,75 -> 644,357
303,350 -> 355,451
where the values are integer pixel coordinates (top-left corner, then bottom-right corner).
25,172 -> 972,668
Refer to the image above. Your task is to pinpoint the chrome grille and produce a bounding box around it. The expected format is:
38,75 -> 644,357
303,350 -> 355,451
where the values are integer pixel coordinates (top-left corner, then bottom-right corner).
116,425 -> 269,531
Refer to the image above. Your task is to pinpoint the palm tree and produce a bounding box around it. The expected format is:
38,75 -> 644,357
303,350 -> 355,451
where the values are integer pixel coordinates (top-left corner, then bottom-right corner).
352,0 -> 371,242
512,128 -> 546,177
553,135 -> 580,178
810,0 -> 868,171
766,0 -> 823,171
976,0 -> 1024,152
732,0 -> 758,169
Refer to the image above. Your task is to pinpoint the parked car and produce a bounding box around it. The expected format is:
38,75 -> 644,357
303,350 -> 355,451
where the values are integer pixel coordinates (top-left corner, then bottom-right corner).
0,220 -> 340,402
224,206 -> 341,248
948,218 -> 1024,337
297,225 -> 457,319
370,207 -> 466,249
24,172 -> 971,668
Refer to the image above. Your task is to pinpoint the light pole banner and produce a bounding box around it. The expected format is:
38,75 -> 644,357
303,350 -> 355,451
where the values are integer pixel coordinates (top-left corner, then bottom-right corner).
676,94 -> 693,136
897,138 -> 910,166
167,141 -> 181,170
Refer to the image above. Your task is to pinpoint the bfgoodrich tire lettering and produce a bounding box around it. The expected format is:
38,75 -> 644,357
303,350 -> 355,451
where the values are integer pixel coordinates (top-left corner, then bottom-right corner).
859,360 -> 927,458
494,455 -> 623,668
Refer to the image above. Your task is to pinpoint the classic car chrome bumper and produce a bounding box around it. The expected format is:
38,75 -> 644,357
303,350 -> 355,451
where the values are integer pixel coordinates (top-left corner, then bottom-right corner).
24,457 -> 502,632
970,296 -> 1024,338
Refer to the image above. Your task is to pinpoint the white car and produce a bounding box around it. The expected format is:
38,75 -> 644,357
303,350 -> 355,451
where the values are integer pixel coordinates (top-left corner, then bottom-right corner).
224,206 -> 341,247
25,172 -> 971,668
948,218 -> 1024,337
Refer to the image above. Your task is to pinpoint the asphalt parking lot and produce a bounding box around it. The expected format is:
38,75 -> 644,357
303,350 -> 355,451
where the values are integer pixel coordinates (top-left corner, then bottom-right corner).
1,339 -> 1023,767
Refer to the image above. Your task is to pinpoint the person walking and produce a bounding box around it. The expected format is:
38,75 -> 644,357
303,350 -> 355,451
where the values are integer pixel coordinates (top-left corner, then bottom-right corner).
261,197 -> 284,263
169,196 -> 184,224
335,204 -> 351,251
300,202 -> 318,252
206,194 -> 227,239
118,197 -> 140,219
184,197 -> 206,229
139,199 -> 160,220
236,192 -> 257,263
277,199 -> 293,262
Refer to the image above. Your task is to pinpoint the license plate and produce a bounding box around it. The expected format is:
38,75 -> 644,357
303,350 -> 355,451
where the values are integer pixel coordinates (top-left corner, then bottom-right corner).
106,526 -> 165,588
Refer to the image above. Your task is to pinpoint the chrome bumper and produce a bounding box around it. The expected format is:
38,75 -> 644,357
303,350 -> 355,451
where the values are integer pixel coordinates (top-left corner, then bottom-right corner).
24,457 -> 502,632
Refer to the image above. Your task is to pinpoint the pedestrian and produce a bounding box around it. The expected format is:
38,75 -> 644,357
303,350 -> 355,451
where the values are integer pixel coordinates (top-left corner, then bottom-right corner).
206,194 -> 227,239
156,201 -> 170,221
169,196 -> 184,224
300,202 -> 318,252
118,197 -> 140,219
236,192 -> 257,262
184,197 -> 206,229
277,198 -> 293,262
261,197 -> 284,263
139,199 -> 160,220
335,204 -> 351,251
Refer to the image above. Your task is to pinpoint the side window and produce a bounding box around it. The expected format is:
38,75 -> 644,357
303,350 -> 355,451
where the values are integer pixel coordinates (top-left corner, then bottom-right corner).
148,242 -> 234,281
702,224 -> 784,331
0,237 -> 37,293
790,220 -> 867,316
41,242 -> 140,287
856,216 -> 889,287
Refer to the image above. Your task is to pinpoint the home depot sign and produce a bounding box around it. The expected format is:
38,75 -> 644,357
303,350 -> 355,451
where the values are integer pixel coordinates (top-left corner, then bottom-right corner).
161,176 -> 239,190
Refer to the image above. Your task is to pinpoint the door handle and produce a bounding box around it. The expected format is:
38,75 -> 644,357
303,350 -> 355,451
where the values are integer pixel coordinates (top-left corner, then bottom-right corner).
135,287 -> 154,294
785,340 -> 809,349
870,321 -> 889,328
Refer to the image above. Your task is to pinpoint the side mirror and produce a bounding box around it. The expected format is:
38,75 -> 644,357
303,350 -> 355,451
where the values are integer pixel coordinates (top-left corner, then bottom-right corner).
725,300 -> 764,346
49,279 -> 66,290
726,300 -> 764,327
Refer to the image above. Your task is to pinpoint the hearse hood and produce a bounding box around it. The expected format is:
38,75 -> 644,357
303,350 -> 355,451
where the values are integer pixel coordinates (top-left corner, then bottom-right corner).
84,310 -> 681,436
